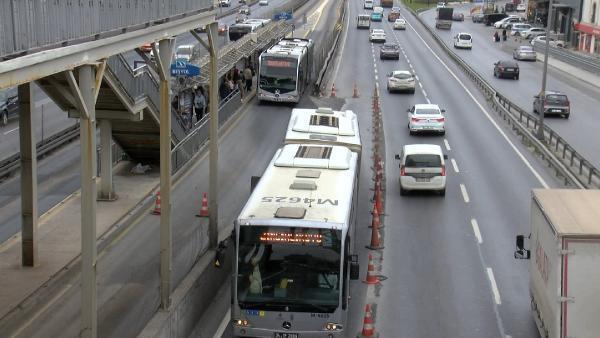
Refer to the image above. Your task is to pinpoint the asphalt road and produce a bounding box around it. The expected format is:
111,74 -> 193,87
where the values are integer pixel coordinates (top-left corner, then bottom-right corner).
0,83 -> 74,161
420,4 -> 600,168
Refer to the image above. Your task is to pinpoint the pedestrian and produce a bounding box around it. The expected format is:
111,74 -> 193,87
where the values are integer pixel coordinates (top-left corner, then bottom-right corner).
243,65 -> 253,91
171,95 -> 179,113
493,31 -> 500,42
194,86 -> 206,122
502,28 -> 507,41
219,79 -> 230,100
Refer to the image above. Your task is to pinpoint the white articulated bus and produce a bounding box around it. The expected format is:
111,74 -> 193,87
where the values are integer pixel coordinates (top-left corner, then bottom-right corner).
284,107 -> 362,154
232,143 -> 361,338
258,38 -> 314,103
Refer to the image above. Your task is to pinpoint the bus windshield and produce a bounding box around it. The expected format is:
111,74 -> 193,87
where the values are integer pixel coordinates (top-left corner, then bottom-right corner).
237,226 -> 342,313
259,57 -> 298,93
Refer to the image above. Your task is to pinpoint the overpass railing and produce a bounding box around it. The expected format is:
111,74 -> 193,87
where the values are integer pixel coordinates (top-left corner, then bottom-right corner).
0,0 -> 213,59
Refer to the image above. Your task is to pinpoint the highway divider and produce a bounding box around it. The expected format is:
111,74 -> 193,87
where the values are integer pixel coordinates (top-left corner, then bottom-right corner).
407,7 -> 599,189
313,0 -> 347,95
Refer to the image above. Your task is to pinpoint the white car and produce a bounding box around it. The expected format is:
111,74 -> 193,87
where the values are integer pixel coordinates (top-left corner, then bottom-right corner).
531,35 -> 565,48
259,0 -> 268,5
364,0 -> 374,9
393,18 -> 407,30
494,15 -> 520,28
453,32 -> 472,49
501,17 -> 523,29
522,27 -> 546,39
516,3 -> 527,11
395,144 -> 447,196
387,70 -> 415,93
219,0 -> 231,6
436,2 -> 445,8
510,23 -> 531,36
370,29 -> 386,42
407,103 -> 445,135
175,44 -> 194,62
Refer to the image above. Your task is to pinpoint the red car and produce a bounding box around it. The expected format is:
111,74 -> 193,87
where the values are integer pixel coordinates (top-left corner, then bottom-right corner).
139,43 -> 152,53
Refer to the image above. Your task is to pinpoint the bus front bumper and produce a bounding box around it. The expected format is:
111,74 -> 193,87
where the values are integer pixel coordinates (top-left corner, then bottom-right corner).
258,92 -> 298,103
233,326 -> 345,338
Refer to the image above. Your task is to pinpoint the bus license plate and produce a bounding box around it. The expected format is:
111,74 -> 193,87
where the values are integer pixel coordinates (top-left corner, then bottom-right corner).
274,333 -> 299,338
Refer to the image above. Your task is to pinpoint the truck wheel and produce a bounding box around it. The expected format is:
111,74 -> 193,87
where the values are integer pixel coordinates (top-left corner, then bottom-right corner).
1,111 -> 7,126
438,188 -> 446,196
400,185 -> 408,196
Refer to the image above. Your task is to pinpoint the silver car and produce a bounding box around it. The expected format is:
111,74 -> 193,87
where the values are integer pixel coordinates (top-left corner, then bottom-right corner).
407,104 -> 445,135
387,70 -> 415,93
513,45 -> 537,61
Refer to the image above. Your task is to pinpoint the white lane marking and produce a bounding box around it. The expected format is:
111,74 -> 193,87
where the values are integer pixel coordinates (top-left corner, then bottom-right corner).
486,267 -> 502,305
374,68 -> 378,75
451,158 -> 459,173
375,75 -> 378,81
3,127 -> 19,135
214,309 -> 231,338
418,82 -> 423,88
444,138 -> 451,151
414,75 -> 419,81
460,183 -> 470,203
403,15 -> 549,189
375,82 -> 379,90
471,219 -> 483,244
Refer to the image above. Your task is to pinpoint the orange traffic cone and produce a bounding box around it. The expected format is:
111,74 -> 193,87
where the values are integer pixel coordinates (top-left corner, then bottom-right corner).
196,192 -> 209,217
359,304 -> 377,337
330,83 -> 337,97
353,82 -> 360,98
151,191 -> 161,215
367,208 -> 384,250
374,184 -> 383,217
363,254 -> 380,285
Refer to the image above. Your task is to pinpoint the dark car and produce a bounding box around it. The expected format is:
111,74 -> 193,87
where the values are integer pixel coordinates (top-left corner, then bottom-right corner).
472,13 -> 484,23
380,43 -> 400,59
493,60 -> 519,79
504,3 -> 516,12
452,12 -> 464,21
0,87 -> 18,126
483,13 -> 508,26
533,90 -> 570,118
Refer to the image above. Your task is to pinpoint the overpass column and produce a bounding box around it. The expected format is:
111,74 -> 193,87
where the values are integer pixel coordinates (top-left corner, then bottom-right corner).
18,82 -> 38,267
206,22 -> 219,249
70,65 -> 98,338
98,119 -> 116,200
154,38 -> 175,310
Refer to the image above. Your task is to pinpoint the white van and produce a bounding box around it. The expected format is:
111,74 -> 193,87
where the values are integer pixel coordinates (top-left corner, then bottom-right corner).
395,144 -> 447,196
175,44 -> 195,62
364,0 -> 374,9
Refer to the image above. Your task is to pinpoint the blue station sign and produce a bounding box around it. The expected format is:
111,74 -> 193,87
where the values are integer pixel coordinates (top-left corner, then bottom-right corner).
273,10 -> 293,21
170,59 -> 200,77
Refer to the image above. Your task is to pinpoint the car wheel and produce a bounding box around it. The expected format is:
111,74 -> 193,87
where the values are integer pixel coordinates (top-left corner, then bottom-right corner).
387,86 -> 391,93
440,130 -> 446,136
515,74 -> 519,80
564,113 -> 570,119
1,111 -> 7,126
438,188 -> 446,196
400,185 -> 408,196
533,105 -> 537,114
410,89 -> 415,94
493,70 -> 497,77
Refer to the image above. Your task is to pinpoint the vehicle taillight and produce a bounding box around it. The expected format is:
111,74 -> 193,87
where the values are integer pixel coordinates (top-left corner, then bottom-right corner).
411,117 -> 419,122
435,117 -> 445,122
400,165 -> 405,176
440,165 -> 446,176
565,99 -> 570,107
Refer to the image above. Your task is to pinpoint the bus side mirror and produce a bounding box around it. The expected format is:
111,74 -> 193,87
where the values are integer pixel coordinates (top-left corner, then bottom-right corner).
514,234 -> 531,260
349,255 -> 359,280
251,176 -> 261,192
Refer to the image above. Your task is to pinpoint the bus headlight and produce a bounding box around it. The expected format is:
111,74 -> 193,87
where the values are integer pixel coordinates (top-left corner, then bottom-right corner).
324,322 -> 343,331
233,319 -> 249,327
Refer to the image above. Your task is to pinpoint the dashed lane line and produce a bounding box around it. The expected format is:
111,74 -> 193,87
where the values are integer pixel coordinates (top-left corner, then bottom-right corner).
444,138 -> 451,151
486,267 -> 502,305
471,219 -> 483,244
460,183 -> 470,203
451,158 -> 459,173
214,309 -> 230,338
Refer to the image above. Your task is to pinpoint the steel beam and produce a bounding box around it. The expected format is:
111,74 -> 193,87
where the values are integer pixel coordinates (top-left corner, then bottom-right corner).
93,60 -> 107,104
206,22 -> 219,249
98,120 -> 116,201
77,65 -> 98,338
158,38 -> 175,310
66,70 -> 91,120
18,82 -> 38,267
0,11 -> 215,90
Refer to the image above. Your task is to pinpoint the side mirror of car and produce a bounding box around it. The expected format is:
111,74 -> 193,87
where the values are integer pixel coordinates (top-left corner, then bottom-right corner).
514,234 -> 531,260
443,154 -> 448,160
387,72 -> 392,77
394,154 -> 400,160
406,108 -> 411,112
441,109 -> 446,113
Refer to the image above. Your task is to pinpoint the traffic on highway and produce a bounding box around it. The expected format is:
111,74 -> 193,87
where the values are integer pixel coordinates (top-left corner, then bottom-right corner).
1,0 -> 600,337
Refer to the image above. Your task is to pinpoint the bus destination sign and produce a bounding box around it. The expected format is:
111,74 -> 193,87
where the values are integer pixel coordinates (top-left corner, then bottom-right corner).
260,232 -> 323,245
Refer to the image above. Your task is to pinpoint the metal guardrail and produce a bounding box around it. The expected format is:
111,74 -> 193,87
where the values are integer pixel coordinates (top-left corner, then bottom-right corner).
0,123 -> 80,179
0,0 -> 213,59
532,43 -> 600,75
409,8 -> 599,189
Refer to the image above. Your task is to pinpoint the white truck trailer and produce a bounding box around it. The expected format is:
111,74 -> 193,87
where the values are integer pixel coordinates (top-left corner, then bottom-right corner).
515,189 -> 600,338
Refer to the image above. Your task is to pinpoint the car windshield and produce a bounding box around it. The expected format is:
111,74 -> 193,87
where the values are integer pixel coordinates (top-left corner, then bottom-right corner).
518,46 -> 533,52
396,19 -> 405,23
405,154 -> 442,167
546,94 -> 568,103
394,72 -> 412,79
414,108 -> 440,115
237,226 -> 342,313
459,34 -> 471,40
372,30 -> 384,34
383,44 -> 398,50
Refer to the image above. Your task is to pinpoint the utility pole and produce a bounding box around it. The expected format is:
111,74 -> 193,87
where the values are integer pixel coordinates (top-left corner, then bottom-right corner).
537,0 -> 554,141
